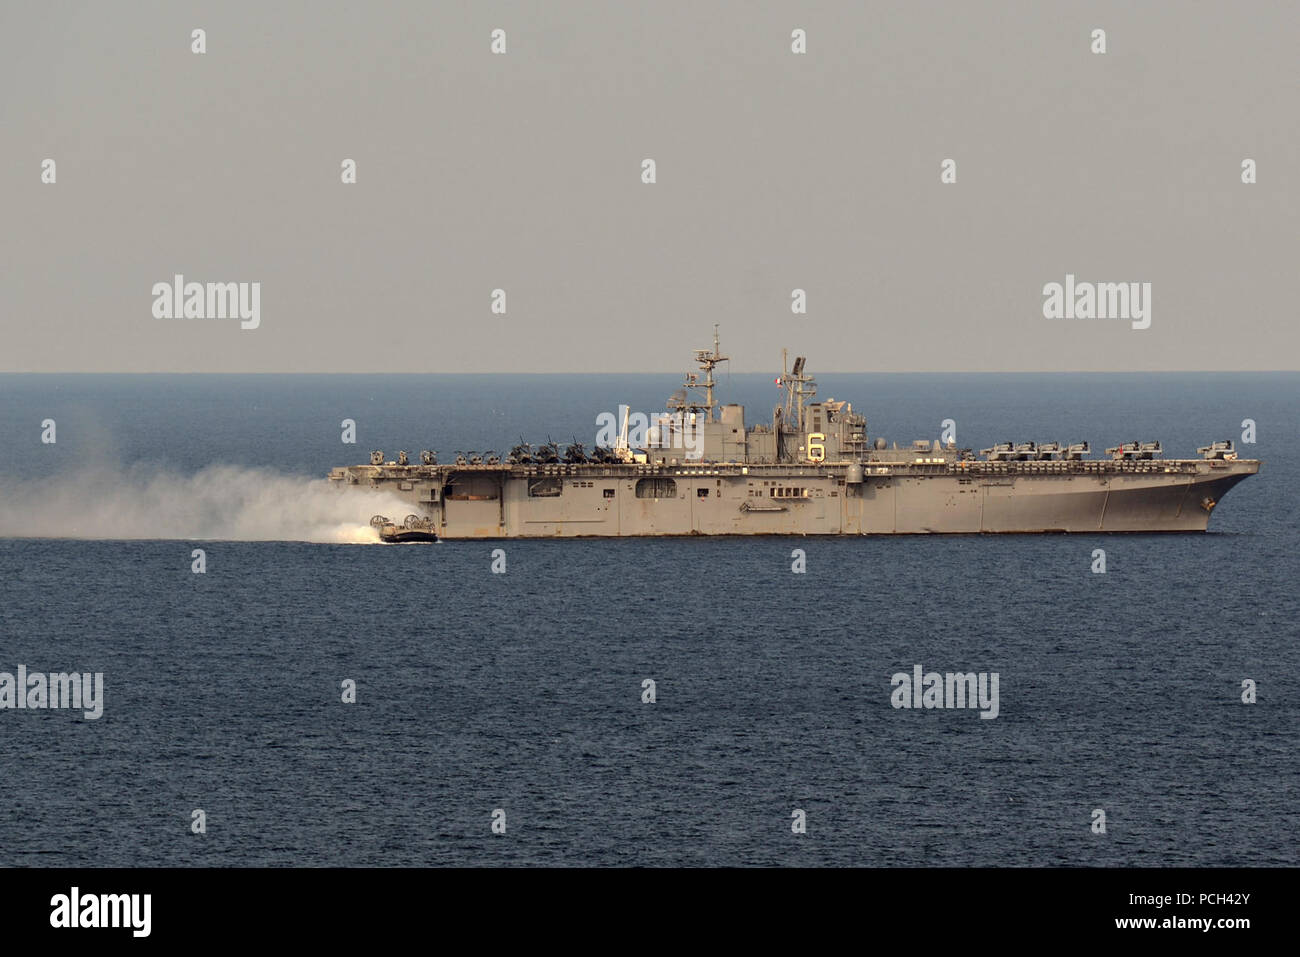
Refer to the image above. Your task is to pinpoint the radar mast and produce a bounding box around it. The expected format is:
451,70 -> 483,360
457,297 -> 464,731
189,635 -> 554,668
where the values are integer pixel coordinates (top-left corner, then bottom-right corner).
669,324 -> 729,422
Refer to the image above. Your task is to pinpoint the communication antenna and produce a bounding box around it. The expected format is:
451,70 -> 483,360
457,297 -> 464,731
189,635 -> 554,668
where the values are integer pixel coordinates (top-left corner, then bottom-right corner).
678,324 -> 729,421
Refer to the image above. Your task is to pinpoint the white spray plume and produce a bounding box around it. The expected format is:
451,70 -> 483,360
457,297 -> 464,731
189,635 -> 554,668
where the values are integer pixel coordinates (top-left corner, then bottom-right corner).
0,464 -> 414,543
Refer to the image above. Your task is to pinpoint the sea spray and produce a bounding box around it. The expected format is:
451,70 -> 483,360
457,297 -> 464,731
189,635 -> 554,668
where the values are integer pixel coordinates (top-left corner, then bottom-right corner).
0,463 -> 412,543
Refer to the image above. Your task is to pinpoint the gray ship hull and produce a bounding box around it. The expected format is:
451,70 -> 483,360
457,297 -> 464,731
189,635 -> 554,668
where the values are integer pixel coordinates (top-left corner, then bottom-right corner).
329,458 -> 1257,538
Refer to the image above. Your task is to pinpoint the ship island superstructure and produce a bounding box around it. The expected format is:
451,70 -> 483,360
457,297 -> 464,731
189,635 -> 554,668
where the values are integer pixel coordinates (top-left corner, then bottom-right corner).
328,330 -> 1259,538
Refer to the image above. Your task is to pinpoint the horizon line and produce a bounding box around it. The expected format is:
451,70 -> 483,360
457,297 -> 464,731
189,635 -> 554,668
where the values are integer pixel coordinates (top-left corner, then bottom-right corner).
2,368 -> 1298,376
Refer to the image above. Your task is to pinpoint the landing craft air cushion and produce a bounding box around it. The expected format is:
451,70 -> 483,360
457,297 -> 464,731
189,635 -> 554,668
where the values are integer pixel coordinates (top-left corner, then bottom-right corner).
328,330 -> 1259,538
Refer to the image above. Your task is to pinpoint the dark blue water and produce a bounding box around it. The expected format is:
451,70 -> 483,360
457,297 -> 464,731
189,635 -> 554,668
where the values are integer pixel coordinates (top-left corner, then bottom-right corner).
1,373 -> 1296,865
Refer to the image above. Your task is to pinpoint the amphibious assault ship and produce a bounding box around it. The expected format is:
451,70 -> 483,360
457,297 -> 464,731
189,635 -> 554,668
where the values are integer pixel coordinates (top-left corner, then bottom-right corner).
328,330 -> 1259,538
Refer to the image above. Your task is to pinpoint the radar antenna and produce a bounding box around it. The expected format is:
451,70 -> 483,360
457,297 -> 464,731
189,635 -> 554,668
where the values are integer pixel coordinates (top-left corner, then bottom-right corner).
780,352 -> 816,432
668,324 -> 729,422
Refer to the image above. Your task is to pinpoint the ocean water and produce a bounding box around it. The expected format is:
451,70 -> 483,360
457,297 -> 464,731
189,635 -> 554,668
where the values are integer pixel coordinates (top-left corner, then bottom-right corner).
0,372 -> 1296,866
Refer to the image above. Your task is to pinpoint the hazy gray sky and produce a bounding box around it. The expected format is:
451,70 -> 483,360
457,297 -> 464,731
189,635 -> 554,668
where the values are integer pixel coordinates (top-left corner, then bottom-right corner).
2,1 -> 1296,373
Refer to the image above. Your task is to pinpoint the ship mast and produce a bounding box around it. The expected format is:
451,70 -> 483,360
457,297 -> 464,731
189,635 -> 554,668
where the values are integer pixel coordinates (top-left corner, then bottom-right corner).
692,324 -> 728,421
670,324 -> 730,422
781,354 -> 815,432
